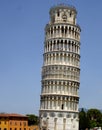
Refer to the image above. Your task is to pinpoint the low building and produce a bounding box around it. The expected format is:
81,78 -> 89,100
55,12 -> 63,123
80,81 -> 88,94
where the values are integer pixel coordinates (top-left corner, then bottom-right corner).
0,113 -> 28,130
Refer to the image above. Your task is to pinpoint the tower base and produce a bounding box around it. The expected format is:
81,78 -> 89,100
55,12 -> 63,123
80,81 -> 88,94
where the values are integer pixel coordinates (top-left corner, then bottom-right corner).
39,111 -> 79,130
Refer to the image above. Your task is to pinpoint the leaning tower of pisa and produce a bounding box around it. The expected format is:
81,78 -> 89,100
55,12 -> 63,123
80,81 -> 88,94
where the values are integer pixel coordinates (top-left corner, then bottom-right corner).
39,4 -> 81,130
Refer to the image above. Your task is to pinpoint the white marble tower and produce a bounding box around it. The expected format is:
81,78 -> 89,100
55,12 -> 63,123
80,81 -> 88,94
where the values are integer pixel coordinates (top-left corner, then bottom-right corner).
39,4 -> 81,130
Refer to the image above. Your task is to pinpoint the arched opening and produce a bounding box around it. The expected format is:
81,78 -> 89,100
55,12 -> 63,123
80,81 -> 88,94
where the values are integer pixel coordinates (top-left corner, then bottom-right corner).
61,26 -> 64,34
51,27 -> 53,35
70,12 -> 72,17
69,27 -> 71,34
58,26 -> 60,34
61,104 -> 64,110
57,10 -> 60,17
65,26 -> 67,35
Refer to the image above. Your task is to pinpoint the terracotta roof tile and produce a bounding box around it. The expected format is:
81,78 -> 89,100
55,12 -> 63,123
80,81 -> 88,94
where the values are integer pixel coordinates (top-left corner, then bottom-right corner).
0,113 -> 27,118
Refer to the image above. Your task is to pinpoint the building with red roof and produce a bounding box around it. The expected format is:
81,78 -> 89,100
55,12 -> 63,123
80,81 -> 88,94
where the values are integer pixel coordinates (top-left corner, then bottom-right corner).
0,113 -> 28,130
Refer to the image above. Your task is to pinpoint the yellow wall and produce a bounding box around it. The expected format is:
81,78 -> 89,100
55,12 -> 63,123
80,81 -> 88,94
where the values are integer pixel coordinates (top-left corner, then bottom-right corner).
0,116 -> 28,130
0,119 -> 9,130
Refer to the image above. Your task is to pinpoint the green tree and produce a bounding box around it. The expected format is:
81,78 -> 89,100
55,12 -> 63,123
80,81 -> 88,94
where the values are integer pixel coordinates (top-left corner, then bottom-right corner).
26,114 -> 39,126
87,109 -> 102,128
79,108 -> 89,130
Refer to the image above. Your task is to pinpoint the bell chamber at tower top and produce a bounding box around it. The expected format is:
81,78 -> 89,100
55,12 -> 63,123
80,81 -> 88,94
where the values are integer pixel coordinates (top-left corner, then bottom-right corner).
49,4 -> 77,25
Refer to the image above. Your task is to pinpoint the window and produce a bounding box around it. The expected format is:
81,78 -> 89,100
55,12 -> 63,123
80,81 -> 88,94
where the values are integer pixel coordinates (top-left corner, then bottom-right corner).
57,11 -> 60,17
4,128 -> 7,130
10,128 -> 12,130
20,122 -> 22,126
10,122 -> 12,125
61,104 -> 64,110
23,122 -> 26,126
0,122 -> 1,124
24,128 -> 26,130
70,12 -> 72,17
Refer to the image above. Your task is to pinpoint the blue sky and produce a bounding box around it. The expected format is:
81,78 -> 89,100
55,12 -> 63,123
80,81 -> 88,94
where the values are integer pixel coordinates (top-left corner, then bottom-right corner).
0,0 -> 102,115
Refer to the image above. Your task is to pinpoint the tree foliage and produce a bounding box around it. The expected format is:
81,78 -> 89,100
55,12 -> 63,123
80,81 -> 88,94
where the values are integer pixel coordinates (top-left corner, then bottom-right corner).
79,108 -> 89,130
26,114 -> 39,126
79,108 -> 102,130
87,109 -> 102,128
